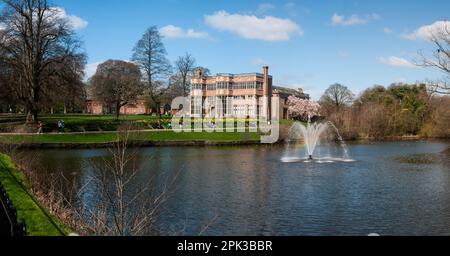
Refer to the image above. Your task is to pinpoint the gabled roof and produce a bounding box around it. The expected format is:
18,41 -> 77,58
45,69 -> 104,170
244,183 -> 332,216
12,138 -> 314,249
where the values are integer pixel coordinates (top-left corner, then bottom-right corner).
273,86 -> 309,99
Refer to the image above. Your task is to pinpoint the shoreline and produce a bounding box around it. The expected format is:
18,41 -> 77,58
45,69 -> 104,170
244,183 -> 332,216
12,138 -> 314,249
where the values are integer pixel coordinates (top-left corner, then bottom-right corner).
0,154 -> 70,236
1,140 -> 263,149
1,137 -> 449,150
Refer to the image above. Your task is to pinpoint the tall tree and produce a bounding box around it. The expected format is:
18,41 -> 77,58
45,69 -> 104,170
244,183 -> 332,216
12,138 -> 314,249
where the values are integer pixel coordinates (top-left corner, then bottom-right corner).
320,83 -> 354,112
91,60 -> 142,120
0,0 -> 86,122
417,21 -> 450,94
132,26 -> 172,118
175,53 -> 196,97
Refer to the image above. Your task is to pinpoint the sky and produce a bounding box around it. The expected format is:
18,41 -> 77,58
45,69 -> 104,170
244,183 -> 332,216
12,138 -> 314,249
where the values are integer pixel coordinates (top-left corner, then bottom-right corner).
51,0 -> 450,100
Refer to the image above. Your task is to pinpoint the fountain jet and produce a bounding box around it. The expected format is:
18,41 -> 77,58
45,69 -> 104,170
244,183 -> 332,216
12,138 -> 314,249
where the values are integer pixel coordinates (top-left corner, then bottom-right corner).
284,121 -> 351,162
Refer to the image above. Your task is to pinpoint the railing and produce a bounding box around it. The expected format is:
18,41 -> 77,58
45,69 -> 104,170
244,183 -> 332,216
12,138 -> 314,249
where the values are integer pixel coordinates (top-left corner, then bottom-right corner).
0,183 -> 27,236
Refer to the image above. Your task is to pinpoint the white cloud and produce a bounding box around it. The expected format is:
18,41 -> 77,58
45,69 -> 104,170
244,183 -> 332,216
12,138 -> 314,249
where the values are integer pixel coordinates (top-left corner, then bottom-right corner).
204,10 -> 303,41
51,7 -> 88,30
160,25 -> 208,39
378,56 -> 418,69
331,13 -> 379,26
0,8 -> 87,31
383,27 -> 393,34
256,3 -> 275,14
84,61 -> 102,80
402,20 -> 450,41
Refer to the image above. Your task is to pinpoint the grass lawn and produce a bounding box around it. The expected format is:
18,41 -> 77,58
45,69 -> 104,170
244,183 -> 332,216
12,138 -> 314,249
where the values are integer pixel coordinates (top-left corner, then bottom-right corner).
0,154 -> 70,236
0,131 -> 261,144
0,114 -> 173,132
0,114 -> 265,133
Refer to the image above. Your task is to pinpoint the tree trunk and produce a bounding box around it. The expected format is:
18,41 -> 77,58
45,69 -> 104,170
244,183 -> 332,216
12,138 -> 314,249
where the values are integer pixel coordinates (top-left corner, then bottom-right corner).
26,111 -> 35,124
156,102 -> 162,120
182,77 -> 187,97
116,102 -> 121,121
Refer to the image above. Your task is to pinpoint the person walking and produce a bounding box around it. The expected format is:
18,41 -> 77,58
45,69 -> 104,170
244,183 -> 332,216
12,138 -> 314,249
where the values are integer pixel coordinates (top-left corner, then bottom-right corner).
37,121 -> 44,134
61,120 -> 65,133
57,120 -> 61,133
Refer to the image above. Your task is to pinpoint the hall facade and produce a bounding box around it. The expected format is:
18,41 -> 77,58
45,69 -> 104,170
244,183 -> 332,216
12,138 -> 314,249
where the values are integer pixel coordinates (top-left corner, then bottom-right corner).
189,66 -> 309,120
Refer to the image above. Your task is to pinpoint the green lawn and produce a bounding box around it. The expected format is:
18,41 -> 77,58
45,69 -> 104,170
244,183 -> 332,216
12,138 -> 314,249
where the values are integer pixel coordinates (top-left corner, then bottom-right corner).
0,114 -> 264,133
0,154 -> 70,236
0,131 -> 261,144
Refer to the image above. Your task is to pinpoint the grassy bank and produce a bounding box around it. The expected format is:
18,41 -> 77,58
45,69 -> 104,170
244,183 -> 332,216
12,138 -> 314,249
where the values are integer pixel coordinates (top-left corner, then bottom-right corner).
0,114 -> 264,133
0,114 -> 173,132
0,154 -> 70,236
0,131 -> 261,145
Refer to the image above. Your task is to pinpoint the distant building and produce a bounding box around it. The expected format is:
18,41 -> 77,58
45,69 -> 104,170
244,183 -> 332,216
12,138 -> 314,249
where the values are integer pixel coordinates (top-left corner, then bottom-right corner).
85,66 -> 309,119
189,66 -> 309,119
85,86 -> 157,115
86,98 -> 151,115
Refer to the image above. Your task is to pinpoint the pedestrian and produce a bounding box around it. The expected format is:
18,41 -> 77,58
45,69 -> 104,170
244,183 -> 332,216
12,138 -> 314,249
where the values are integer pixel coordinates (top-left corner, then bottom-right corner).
157,120 -> 163,129
37,121 -> 44,134
61,120 -> 65,133
57,120 -> 61,133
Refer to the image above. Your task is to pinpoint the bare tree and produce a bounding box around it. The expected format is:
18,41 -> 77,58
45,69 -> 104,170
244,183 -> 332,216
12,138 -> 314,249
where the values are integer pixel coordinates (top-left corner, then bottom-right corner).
416,21 -> 450,94
132,26 -> 172,118
320,83 -> 354,112
80,125 -> 176,235
0,0 -> 86,123
168,66 -> 209,100
9,124 -> 179,236
175,53 -> 196,97
91,60 -> 142,120
195,66 -> 211,77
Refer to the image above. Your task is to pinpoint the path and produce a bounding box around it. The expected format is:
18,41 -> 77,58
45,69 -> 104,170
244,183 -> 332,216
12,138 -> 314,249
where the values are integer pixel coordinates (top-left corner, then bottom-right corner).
0,127 -> 253,136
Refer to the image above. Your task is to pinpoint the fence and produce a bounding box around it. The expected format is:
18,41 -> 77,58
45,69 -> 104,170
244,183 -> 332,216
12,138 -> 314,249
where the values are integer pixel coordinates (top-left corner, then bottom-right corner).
0,182 -> 27,236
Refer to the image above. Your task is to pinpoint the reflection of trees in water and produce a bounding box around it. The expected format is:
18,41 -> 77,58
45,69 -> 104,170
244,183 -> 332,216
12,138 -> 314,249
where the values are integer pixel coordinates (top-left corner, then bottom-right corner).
17,125 -> 181,236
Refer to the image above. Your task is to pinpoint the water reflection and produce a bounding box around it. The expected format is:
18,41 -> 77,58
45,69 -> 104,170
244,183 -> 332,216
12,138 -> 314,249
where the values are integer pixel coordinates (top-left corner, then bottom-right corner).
26,141 -> 450,235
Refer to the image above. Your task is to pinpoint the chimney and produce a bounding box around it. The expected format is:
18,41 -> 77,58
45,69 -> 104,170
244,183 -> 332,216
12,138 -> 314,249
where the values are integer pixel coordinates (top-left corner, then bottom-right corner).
263,66 -> 269,96
262,66 -> 272,121
195,68 -> 203,78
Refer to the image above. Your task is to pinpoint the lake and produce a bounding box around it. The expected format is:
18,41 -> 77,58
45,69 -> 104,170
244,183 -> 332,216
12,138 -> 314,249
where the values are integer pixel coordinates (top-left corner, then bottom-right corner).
28,140 -> 450,236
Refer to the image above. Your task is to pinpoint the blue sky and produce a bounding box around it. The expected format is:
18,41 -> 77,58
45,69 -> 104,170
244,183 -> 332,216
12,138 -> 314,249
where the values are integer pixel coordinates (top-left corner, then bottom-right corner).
52,0 -> 449,100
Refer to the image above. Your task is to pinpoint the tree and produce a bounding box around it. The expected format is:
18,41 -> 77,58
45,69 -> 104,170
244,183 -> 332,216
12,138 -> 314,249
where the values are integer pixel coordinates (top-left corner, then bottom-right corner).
0,0 -> 86,122
132,26 -> 172,118
195,66 -> 211,77
175,53 -> 196,97
287,97 -> 321,121
91,60 -> 142,120
416,21 -> 450,94
170,66 -> 209,98
320,83 -> 354,112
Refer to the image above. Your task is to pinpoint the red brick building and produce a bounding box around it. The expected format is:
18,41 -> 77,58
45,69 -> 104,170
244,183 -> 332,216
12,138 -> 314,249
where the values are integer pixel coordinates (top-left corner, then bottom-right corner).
190,66 -> 309,119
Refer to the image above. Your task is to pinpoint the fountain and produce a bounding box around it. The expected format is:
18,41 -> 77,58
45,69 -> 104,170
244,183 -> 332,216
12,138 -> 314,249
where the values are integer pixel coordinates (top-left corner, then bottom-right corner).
281,120 -> 354,163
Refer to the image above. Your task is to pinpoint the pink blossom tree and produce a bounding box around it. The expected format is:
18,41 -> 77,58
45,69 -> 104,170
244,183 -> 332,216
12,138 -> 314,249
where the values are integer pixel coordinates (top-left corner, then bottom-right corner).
287,96 -> 321,121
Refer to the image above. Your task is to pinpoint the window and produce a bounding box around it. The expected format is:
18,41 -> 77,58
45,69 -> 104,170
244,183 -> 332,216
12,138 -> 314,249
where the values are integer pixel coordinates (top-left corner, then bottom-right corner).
256,82 -> 263,90
191,96 -> 203,117
217,82 -> 231,90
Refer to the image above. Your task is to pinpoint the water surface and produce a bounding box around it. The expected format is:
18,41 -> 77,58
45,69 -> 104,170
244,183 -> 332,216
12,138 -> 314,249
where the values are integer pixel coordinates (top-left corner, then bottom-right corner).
29,141 -> 450,235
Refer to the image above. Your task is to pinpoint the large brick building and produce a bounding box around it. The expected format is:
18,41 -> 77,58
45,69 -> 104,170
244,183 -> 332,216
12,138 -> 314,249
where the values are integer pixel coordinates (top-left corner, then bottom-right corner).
86,97 -> 151,115
85,66 -> 309,119
189,66 -> 308,119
